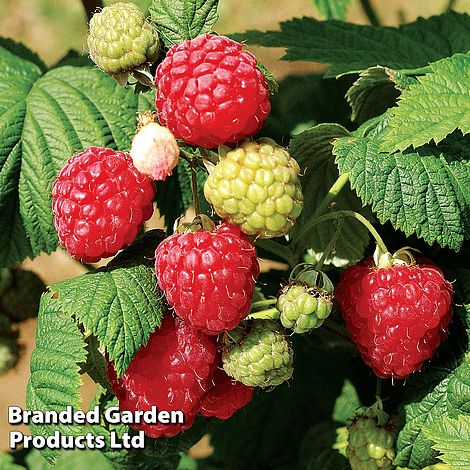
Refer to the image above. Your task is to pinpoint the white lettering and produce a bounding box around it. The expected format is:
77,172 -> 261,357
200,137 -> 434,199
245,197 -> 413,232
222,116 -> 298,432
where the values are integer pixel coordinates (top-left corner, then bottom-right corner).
9,432 -> 24,449
8,407 -> 23,424
105,406 -> 121,424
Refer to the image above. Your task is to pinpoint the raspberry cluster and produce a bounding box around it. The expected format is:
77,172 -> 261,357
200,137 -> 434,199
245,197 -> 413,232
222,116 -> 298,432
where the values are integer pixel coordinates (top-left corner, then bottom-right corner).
57,7 -> 457,447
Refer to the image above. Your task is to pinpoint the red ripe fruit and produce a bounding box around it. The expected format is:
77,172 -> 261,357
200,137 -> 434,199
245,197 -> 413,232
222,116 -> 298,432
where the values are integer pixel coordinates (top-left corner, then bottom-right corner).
336,257 -> 453,379
52,147 -> 155,262
107,315 -> 217,438
155,34 -> 271,148
200,367 -> 254,420
155,223 -> 259,335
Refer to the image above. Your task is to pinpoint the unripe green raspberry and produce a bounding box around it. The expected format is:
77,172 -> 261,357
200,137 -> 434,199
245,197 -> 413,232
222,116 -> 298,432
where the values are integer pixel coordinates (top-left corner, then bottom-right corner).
277,282 -> 333,333
222,320 -> 293,388
0,268 -> 45,322
347,414 -> 395,470
87,2 -> 160,75
204,139 -> 303,238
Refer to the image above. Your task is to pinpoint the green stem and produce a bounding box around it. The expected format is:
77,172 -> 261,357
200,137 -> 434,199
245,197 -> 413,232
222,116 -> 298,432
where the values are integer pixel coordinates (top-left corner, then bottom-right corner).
255,239 -> 297,268
179,148 -> 195,162
296,210 -> 389,255
81,0 -> 103,22
359,0 -> 381,26
376,377 -> 382,399
247,308 -> 280,320
251,299 -> 277,310
190,160 -> 200,216
316,216 -> 344,271
314,173 -> 350,219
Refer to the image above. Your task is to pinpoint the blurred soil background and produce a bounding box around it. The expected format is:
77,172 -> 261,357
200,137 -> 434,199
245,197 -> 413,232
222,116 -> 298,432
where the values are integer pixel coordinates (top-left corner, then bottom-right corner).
0,0 -> 469,455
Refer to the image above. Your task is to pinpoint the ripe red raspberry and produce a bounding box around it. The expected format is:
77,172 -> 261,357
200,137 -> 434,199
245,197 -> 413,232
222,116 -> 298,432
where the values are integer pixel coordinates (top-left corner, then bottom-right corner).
107,315 -> 217,438
52,147 -> 155,262
199,367 -> 254,420
155,34 -> 271,148
155,223 -> 259,335
336,257 -> 453,379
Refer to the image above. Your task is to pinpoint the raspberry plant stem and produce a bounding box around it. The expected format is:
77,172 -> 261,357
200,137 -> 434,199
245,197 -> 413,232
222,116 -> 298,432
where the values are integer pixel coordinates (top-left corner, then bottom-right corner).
250,299 -> 277,310
190,159 -> 200,216
247,308 -> 280,320
376,377 -> 382,399
296,210 -> 389,255
316,216 -> 344,271
359,0 -> 381,26
313,172 -> 350,218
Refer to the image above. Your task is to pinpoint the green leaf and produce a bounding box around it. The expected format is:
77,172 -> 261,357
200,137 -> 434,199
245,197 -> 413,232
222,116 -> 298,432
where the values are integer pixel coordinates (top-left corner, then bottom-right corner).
0,46 -> 41,267
346,66 -> 416,123
25,448 -> 114,470
289,124 -> 371,266
395,350 -> 470,469
26,293 -> 87,463
0,43 -> 151,268
424,415 -> 470,470
149,0 -> 219,47
333,119 -> 470,251
231,11 -> 470,77
81,335 -> 111,391
381,53 -> 470,152
50,231 -> 166,376
19,66 -> 141,256
256,61 -> 279,94
311,0 -> 352,20
332,379 -> 361,424
86,387 -> 131,469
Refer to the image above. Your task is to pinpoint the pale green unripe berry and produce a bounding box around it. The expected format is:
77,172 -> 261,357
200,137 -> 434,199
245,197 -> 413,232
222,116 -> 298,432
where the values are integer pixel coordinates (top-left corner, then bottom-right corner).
87,2 -> 160,75
204,139 -> 303,238
277,282 -> 333,334
222,320 -> 294,388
